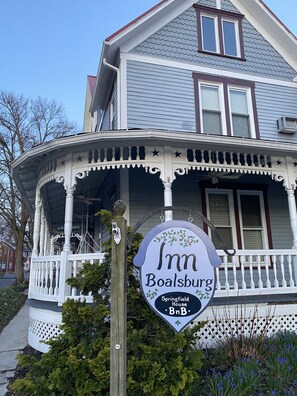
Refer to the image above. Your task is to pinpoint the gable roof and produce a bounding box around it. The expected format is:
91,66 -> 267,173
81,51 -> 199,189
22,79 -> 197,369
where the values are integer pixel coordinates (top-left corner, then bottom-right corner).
90,0 -> 297,113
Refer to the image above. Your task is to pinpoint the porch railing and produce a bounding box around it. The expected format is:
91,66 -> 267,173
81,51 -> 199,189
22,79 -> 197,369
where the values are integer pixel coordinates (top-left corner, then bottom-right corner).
216,249 -> 297,297
29,249 -> 297,304
29,252 -> 105,304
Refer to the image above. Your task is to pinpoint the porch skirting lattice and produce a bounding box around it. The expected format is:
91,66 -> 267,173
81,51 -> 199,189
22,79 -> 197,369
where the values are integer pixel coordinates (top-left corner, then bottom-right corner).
195,303 -> 297,347
28,303 -> 297,353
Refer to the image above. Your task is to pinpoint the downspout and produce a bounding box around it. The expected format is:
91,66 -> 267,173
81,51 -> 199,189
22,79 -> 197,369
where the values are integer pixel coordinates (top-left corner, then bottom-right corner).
103,58 -> 121,129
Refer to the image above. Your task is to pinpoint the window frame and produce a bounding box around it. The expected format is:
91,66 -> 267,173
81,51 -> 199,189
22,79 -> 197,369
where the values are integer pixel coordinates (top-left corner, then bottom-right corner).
237,190 -> 268,250
199,82 -> 226,135
205,189 -> 238,251
202,184 -> 272,251
194,4 -> 245,60
193,73 -> 260,139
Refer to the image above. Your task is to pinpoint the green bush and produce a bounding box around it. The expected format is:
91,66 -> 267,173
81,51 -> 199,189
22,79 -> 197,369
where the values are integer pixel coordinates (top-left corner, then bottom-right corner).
11,211 -> 204,395
0,284 -> 27,332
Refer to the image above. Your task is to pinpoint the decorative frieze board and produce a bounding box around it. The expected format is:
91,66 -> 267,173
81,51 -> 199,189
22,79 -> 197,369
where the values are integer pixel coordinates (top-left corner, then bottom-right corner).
36,143 -> 297,191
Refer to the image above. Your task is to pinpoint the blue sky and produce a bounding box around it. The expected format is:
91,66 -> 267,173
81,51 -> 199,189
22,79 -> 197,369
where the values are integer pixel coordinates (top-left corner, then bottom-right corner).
1,0 -> 296,129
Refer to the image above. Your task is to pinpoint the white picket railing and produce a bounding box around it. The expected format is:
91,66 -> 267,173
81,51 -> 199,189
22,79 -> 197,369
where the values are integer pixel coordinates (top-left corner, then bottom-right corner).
29,249 -> 297,303
29,252 -> 105,303
215,249 -> 297,297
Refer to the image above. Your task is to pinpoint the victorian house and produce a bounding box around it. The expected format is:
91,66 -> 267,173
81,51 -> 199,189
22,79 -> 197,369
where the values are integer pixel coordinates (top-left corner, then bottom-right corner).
12,0 -> 297,352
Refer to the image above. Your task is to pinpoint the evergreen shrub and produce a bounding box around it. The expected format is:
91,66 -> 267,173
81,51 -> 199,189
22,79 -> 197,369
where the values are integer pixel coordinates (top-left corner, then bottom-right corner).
11,210 -> 204,395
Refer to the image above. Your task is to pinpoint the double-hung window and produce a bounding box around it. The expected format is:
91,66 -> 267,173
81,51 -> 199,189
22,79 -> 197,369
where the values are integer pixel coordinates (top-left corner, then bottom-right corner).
206,190 -> 236,250
193,74 -> 259,138
238,191 -> 267,249
201,84 -> 222,135
194,4 -> 245,59
229,88 -> 251,137
205,189 -> 270,251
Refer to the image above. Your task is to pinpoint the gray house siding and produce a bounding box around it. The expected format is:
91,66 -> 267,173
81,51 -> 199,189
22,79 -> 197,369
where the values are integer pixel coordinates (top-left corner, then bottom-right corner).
132,2 -> 296,81
128,169 -> 293,250
255,82 -> 297,142
126,60 -> 297,141
127,60 -> 196,132
129,168 -> 164,236
267,180 -> 292,249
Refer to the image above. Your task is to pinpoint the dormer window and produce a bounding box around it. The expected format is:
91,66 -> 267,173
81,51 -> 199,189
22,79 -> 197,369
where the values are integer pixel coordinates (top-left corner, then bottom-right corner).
194,4 -> 245,60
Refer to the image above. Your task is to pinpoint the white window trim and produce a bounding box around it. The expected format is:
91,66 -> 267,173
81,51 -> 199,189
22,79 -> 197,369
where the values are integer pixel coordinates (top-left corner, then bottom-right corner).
199,81 -> 227,135
201,13 -> 219,54
221,18 -> 240,57
237,190 -> 269,250
227,85 -> 256,138
205,189 -> 238,251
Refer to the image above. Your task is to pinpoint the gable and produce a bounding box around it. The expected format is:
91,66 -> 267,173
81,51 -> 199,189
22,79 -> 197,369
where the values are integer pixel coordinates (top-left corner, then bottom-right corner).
131,0 -> 296,81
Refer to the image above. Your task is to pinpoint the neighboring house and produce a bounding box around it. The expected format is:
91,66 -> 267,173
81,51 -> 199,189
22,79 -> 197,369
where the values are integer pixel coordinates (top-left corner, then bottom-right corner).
0,241 -> 16,273
12,0 -> 297,352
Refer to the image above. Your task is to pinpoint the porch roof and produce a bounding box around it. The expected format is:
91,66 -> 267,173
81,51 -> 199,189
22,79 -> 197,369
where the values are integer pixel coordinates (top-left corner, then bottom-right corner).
11,129 -> 297,215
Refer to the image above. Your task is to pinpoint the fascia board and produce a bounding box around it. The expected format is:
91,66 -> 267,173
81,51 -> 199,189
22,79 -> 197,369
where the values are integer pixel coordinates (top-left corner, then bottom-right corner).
117,0 -> 194,53
89,41 -> 110,114
233,0 -> 297,72
11,130 -> 297,170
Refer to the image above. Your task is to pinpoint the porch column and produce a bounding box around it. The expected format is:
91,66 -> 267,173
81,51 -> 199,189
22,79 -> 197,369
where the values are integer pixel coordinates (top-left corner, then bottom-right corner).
286,189 -> 297,249
63,187 -> 75,252
163,181 -> 173,221
39,209 -> 46,256
32,189 -> 42,257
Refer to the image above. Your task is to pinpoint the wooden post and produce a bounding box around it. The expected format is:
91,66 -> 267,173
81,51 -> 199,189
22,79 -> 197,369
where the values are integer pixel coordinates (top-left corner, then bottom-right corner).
110,200 -> 127,396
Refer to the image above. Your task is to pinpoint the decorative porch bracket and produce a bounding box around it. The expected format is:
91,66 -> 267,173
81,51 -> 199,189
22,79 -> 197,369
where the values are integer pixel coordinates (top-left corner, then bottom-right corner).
127,205 -> 236,256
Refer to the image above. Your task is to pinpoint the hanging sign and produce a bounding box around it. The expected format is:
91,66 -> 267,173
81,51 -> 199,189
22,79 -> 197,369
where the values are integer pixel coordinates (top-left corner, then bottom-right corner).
133,220 -> 222,332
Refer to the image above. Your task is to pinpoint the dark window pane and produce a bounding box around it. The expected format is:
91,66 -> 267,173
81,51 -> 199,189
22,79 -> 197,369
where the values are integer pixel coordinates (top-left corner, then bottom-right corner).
240,195 -> 262,227
243,230 -> 263,249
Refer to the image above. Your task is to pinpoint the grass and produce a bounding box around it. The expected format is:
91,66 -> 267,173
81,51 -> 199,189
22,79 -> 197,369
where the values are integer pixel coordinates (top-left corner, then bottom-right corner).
0,283 -> 28,332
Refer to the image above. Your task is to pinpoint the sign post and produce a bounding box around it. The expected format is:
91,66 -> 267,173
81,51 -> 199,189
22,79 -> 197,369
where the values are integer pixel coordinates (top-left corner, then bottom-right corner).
110,201 -> 127,396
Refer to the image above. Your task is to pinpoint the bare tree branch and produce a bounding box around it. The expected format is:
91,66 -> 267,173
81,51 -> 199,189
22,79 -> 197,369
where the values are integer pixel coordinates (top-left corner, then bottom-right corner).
0,91 -> 77,282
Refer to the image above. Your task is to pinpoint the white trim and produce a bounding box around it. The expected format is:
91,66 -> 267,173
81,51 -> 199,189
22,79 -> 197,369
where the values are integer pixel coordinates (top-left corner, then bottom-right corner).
216,0 -> 221,9
200,13 -> 219,54
120,0 -> 194,53
237,190 -> 269,250
228,85 -> 256,138
121,52 -> 297,88
221,17 -> 241,58
205,189 -> 238,251
199,81 -> 227,136
232,0 -> 297,71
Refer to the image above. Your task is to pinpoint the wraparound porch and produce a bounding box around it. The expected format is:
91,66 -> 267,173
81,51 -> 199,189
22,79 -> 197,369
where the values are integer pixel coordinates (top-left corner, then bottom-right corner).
27,248 -> 297,351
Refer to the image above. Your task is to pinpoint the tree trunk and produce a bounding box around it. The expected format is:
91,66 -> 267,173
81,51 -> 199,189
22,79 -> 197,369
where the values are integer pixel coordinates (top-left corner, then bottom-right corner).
15,238 -> 24,284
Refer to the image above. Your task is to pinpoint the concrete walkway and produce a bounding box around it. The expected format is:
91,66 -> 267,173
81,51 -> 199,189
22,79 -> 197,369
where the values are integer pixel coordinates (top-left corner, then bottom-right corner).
0,303 -> 29,396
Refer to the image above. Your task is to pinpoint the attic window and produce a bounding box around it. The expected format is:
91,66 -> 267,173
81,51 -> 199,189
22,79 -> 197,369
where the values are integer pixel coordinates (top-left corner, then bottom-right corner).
194,4 -> 245,60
